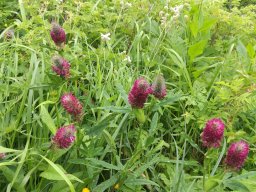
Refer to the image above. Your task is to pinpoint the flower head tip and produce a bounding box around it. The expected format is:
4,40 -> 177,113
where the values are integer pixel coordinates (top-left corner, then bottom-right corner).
61,93 -> 83,119
128,77 -> 152,108
201,118 -> 225,148
50,22 -> 66,47
52,124 -> 76,149
151,75 -> 167,99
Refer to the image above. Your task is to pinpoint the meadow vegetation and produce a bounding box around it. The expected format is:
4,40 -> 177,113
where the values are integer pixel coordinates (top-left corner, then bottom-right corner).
0,0 -> 256,191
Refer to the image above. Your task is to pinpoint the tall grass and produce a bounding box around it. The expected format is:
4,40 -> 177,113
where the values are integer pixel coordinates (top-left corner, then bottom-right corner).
0,0 -> 256,191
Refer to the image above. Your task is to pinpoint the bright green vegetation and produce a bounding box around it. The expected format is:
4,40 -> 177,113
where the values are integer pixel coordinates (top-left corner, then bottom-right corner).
0,0 -> 256,191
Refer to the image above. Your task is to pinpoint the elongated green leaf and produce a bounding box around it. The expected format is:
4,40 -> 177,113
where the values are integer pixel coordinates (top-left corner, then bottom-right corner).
0,166 -> 26,192
211,139 -> 226,176
0,146 -> 20,153
149,112 -> 158,133
87,158 -> 121,170
40,105 -> 56,134
93,174 -> 118,192
40,164 -> 83,183
40,155 -> 76,192
224,180 -> 250,192
86,114 -> 116,136
246,43 -> 255,58
153,93 -> 182,111
125,178 -> 159,187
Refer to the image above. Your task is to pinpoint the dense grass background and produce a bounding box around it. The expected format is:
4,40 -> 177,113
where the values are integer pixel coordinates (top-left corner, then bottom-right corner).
0,0 -> 256,191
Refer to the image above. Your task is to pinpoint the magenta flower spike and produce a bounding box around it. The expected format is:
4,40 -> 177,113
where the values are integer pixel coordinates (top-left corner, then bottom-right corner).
201,118 -> 225,148
151,75 -> 167,99
61,93 -> 83,120
128,77 -> 152,108
50,22 -> 66,47
52,124 -> 76,149
225,140 -> 249,170
52,56 -> 70,79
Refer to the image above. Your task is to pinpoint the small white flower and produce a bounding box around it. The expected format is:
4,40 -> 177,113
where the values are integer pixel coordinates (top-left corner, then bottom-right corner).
170,4 -> 183,14
56,0 -> 63,3
171,7 -> 179,13
101,33 -> 111,41
124,56 -> 131,63
126,2 -> 132,7
161,16 -> 167,21
159,11 -> 165,16
164,6 -> 168,10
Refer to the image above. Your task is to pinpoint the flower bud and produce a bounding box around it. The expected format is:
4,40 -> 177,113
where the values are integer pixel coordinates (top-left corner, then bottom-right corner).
151,75 -> 167,99
50,22 -> 66,47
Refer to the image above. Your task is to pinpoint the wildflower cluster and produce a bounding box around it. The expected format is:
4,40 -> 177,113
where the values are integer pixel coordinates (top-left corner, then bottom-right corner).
201,118 -> 249,170
128,75 -> 167,109
49,22 -> 83,149
170,5 -> 184,20
159,3 -> 190,27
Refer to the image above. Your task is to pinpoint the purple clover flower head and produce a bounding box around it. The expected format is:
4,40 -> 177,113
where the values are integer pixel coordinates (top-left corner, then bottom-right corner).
225,140 -> 249,170
50,22 -> 66,47
128,77 -> 152,108
151,75 -> 167,99
4,29 -> 14,40
52,124 -> 76,149
61,93 -> 83,120
52,55 -> 70,79
201,118 -> 225,148
0,153 -> 6,159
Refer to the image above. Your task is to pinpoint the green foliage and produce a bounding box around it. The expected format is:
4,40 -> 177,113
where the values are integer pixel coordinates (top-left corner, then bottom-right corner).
0,0 -> 256,191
